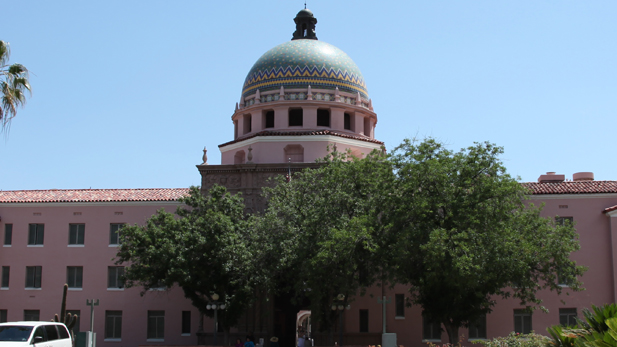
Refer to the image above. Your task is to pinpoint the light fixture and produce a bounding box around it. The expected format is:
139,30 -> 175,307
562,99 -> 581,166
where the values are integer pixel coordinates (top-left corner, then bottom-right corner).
212,293 -> 220,301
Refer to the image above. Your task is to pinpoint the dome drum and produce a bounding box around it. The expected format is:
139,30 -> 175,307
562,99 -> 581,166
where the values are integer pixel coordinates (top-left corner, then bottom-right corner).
238,86 -> 373,111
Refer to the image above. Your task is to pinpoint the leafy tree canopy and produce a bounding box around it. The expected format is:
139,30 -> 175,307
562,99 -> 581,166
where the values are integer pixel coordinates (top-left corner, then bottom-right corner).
115,185 -> 257,334
1,40 -> 31,133
388,138 -> 586,343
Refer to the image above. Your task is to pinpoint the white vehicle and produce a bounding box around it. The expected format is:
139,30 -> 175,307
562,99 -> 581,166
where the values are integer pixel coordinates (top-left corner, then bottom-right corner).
0,322 -> 71,347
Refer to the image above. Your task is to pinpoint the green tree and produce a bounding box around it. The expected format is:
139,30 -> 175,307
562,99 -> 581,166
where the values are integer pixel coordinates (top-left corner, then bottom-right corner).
253,149 -> 395,333
388,138 -> 586,344
115,185 -> 256,343
1,40 -> 31,132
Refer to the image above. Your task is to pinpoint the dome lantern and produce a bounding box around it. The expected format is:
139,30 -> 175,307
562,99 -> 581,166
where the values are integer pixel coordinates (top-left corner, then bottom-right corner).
292,8 -> 318,40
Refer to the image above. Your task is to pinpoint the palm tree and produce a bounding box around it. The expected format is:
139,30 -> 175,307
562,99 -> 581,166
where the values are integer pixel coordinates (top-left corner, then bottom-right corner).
1,40 -> 31,133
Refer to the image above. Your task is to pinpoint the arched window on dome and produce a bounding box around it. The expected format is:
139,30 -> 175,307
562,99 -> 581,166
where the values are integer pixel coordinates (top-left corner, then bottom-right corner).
363,117 -> 371,137
234,150 -> 246,165
317,109 -> 330,127
302,23 -> 307,37
234,120 -> 238,139
263,110 -> 275,128
289,109 -> 303,127
284,145 -> 304,163
243,114 -> 252,134
344,113 -> 352,131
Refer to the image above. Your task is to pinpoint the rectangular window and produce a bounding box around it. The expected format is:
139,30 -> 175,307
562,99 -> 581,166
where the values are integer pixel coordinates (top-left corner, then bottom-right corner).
422,314 -> 441,340
560,308 -> 577,327
147,310 -> 165,339
25,266 -> 42,288
24,310 -> 39,321
395,294 -> 405,318
67,310 -> 80,332
514,309 -> 532,334
4,224 -> 12,246
556,217 -> 574,226
28,224 -> 44,245
289,109 -> 303,126
243,114 -> 252,134
264,111 -> 275,128
469,314 -> 487,339
1,266 -> 9,288
105,311 -> 122,339
359,309 -> 369,333
181,311 -> 191,334
344,113 -> 351,130
67,266 -> 83,289
110,224 -> 124,245
317,109 -> 330,127
107,267 -> 124,289
0,310 -> 6,323
69,224 -> 85,245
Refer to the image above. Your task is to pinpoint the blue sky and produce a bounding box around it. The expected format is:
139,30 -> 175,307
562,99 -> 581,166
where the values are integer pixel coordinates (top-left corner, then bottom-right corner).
1,1 -> 615,190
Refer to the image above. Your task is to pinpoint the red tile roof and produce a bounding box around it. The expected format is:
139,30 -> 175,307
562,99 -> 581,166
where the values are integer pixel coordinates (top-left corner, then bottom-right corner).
523,181 -> 617,195
605,205 -> 617,213
0,188 -> 190,203
219,129 -> 384,148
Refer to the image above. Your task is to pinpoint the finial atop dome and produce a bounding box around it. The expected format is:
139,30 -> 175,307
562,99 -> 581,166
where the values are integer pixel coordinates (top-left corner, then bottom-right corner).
292,8 -> 318,40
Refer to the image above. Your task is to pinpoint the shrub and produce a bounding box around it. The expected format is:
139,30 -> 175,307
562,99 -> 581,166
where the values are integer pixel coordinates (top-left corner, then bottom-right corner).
473,332 -> 550,347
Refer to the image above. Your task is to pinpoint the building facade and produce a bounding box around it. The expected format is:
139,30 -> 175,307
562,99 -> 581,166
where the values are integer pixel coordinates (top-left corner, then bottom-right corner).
2,8 -> 617,347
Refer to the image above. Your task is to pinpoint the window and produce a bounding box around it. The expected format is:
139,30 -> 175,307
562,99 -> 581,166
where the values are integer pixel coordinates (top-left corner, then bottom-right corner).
105,311 -> 122,339
1,266 -> 9,288
25,266 -> 42,289
147,310 -> 165,339
359,309 -> 369,333
317,109 -> 330,127
110,224 -> 124,245
289,109 -> 303,126
560,308 -> 577,327
24,310 -> 40,321
67,310 -> 80,332
395,294 -> 405,318
68,224 -> 85,245
28,224 -> 44,245
469,314 -> 487,339
108,267 -> 124,289
514,309 -> 532,334
243,114 -> 252,134
344,113 -> 351,130
181,311 -> 191,335
4,224 -> 12,246
0,310 -> 6,323
556,217 -> 574,226
67,267 -> 83,289
264,111 -> 275,128
423,314 -> 441,340
363,117 -> 371,136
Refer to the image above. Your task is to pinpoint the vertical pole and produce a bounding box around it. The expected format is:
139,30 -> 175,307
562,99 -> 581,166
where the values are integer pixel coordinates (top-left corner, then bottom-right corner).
86,299 -> 99,347
214,306 -> 218,346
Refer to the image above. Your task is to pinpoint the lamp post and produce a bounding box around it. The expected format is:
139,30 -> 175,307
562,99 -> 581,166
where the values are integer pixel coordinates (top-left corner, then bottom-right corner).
331,294 -> 349,346
206,293 -> 226,346
86,299 -> 99,347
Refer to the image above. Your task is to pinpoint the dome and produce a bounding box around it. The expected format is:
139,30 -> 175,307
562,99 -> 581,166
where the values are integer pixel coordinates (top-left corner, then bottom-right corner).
241,39 -> 369,100
295,9 -> 314,18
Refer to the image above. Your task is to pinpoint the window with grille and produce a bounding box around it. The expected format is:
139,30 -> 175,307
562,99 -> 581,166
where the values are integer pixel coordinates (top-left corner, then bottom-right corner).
4,224 -> 12,246
395,294 -> 405,318
422,314 -> 441,340
264,111 -> 275,128
68,224 -> 85,245
24,310 -> 40,321
560,308 -> 577,327
317,109 -> 330,127
25,266 -> 42,288
0,310 -> 6,323
67,267 -> 83,289
514,309 -> 532,334
1,266 -> 9,288
110,224 -> 124,245
28,224 -> 44,245
147,311 -> 165,339
105,311 -> 122,339
107,267 -> 124,289
469,314 -> 487,339
67,310 -> 80,332
182,311 -> 191,335
359,309 -> 369,333
344,113 -> 351,130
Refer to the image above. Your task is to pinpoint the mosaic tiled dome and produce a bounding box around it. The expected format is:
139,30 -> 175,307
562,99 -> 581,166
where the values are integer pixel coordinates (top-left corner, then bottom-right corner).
242,39 -> 369,99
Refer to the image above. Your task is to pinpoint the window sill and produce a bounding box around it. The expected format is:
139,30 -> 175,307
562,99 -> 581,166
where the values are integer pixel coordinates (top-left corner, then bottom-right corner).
469,338 -> 488,341
181,334 -> 191,337
68,288 -> 82,291
1,287 -> 8,290
147,339 -> 164,342
3,245 -> 11,247
148,288 -> 167,291
25,287 -> 42,290
395,316 -> 405,320
27,245 -> 43,247
422,339 -> 441,343
107,288 -> 124,291
68,245 -> 85,247
104,338 -> 122,342
108,244 -> 119,248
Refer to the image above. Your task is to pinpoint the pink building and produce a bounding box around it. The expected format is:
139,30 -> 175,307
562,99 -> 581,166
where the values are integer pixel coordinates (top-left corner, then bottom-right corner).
2,7 -> 616,347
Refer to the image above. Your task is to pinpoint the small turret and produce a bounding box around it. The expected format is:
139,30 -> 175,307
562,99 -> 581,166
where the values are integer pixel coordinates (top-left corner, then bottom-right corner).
292,8 -> 318,40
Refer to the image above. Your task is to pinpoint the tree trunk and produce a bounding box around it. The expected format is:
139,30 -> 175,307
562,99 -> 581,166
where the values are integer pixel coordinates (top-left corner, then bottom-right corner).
443,322 -> 459,345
